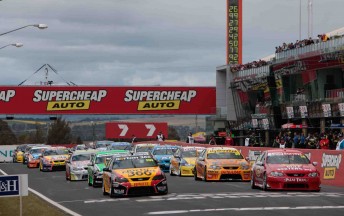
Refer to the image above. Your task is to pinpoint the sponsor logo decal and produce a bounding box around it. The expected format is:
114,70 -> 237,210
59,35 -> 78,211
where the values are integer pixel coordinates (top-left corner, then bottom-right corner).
321,153 -> 342,179
0,90 -> 15,102
124,90 -> 197,111
32,90 -> 107,111
324,167 -> 336,179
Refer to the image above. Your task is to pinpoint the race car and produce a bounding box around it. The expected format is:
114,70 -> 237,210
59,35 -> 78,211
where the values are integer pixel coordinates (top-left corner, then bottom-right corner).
170,146 -> 205,176
151,145 -> 180,172
94,140 -> 115,150
107,142 -> 132,151
250,149 -> 321,191
12,144 -> 31,163
87,150 -> 130,187
65,150 -> 97,181
27,146 -> 51,168
194,147 -> 251,181
102,154 -> 168,197
39,147 -> 70,172
132,143 -> 159,154
22,144 -> 46,164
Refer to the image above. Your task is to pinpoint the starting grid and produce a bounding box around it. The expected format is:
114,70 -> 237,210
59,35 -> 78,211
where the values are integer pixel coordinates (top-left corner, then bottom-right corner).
78,192 -> 344,204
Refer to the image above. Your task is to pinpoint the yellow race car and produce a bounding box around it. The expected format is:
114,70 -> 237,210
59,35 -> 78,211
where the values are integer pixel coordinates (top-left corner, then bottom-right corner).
39,147 -> 70,172
194,147 -> 251,181
170,146 -> 205,176
102,155 -> 168,197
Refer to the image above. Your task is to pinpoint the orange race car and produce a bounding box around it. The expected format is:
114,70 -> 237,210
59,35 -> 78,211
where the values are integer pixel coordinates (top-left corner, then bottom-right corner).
194,147 -> 251,181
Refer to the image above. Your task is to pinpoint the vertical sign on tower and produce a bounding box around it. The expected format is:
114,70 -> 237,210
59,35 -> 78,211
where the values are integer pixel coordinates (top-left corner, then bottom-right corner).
227,0 -> 242,65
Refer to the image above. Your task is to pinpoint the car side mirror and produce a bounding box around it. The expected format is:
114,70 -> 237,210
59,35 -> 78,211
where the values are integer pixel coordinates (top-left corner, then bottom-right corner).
312,161 -> 318,166
245,157 -> 250,161
103,167 -> 110,172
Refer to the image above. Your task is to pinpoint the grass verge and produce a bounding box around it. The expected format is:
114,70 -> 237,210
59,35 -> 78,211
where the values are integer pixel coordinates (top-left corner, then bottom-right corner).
0,191 -> 67,216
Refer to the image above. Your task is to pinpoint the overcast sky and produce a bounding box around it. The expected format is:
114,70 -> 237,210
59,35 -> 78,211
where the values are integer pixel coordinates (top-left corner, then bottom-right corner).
1,0 -> 344,87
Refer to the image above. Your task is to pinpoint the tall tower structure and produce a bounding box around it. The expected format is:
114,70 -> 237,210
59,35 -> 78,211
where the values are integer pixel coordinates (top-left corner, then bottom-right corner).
226,0 -> 242,65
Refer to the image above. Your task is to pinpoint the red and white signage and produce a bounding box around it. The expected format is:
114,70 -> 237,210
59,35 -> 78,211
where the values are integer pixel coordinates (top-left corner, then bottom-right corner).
0,86 -> 216,115
106,122 -> 168,139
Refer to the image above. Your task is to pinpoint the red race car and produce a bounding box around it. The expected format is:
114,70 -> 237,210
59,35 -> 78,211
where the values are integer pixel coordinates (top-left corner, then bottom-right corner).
251,149 -> 321,191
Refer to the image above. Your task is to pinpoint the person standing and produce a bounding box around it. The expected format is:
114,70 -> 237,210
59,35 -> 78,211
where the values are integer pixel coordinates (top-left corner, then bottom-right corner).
186,132 -> 194,144
157,131 -> 165,141
131,134 -> 137,144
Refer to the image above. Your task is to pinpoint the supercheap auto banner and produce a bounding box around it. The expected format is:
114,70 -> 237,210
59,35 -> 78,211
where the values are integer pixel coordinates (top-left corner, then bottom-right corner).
0,86 -> 216,114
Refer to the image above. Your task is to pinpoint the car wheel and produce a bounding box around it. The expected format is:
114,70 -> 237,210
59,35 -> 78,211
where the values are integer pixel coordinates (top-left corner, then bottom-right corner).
109,185 -> 116,198
262,173 -> 268,191
203,167 -> 208,182
250,173 -> 258,189
92,175 -> 98,187
169,165 -> 175,176
194,167 -> 200,181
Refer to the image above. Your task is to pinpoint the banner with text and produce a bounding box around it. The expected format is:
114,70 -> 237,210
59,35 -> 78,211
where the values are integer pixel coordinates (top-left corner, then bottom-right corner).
0,86 -> 216,115
106,122 -> 168,139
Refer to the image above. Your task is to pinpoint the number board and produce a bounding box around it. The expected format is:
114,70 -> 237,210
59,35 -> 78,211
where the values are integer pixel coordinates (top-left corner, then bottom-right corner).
227,0 -> 242,65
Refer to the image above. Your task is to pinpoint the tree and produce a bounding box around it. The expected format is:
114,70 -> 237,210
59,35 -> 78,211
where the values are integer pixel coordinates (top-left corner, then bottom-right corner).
76,136 -> 83,144
46,117 -> 72,144
168,126 -> 180,141
32,123 -> 46,143
0,120 -> 17,145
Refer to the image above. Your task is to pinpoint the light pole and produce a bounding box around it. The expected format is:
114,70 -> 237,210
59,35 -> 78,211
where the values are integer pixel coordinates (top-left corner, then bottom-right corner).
0,24 -> 48,36
0,43 -> 23,50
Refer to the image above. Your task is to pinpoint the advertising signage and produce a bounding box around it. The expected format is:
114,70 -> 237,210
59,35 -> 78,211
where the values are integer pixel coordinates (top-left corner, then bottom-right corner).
106,122 -> 168,139
0,175 -> 28,197
0,86 -> 216,115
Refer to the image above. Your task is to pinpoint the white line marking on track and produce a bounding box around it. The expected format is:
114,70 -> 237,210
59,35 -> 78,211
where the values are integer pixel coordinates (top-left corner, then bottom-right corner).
146,206 -> 344,215
0,168 -> 82,216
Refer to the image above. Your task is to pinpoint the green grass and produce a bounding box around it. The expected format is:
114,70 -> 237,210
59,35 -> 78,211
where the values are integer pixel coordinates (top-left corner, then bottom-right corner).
0,192 -> 68,216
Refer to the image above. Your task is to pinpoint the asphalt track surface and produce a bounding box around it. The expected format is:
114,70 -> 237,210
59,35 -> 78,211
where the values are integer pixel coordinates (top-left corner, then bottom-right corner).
1,163 -> 344,216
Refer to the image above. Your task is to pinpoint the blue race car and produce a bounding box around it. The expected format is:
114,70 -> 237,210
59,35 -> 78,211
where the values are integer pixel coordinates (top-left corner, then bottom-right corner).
151,145 -> 180,172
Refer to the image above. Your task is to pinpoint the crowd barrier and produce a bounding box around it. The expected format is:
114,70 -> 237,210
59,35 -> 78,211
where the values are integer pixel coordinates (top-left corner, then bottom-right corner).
135,141 -> 344,187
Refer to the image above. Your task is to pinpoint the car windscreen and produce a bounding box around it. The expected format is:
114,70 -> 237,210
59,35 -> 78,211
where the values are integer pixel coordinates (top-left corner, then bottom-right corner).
30,148 -> 44,154
182,150 -> 197,157
207,152 -> 243,159
135,146 -> 154,152
112,157 -> 157,169
267,154 -> 310,164
95,155 -> 113,164
109,145 -> 131,150
44,149 -> 68,156
72,154 -> 91,161
152,148 -> 177,155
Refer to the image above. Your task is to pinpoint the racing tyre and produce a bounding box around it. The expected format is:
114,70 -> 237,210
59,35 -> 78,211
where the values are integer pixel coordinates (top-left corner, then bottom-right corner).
92,175 -> 98,187
250,174 -> 258,189
203,167 -> 208,182
110,185 -> 116,198
194,167 -> 200,181
262,173 -> 268,191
